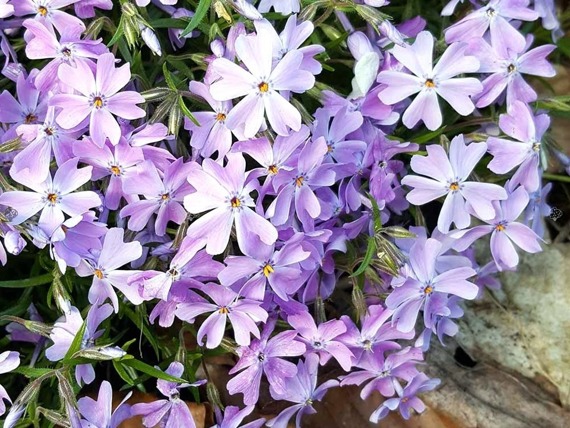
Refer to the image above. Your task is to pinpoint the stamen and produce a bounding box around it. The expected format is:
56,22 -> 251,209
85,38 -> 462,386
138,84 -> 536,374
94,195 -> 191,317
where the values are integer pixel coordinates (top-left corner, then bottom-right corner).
94,269 -> 104,279
216,112 -> 226,122
61,47 -> 72,57
38,6 -> 48,16
263,264 -> 274,277
230,197 -> 241,208
44,127 -> 55,136
424,78 -> 436,88
219,306 -> 230,314
449,182 -> 460,191
24,114 -> 37,124
161,193 -> 170,201
532,142 -> 541,152
258,82 -> 269,93
507,64 -> 516,73
110,166 -> 121,176
495,223 -> 505,232
424,285 -> 434,295
268,165 -> 278,175
47,193 -> 58,204
295,176 -> 304,187
93,96 -> 104,108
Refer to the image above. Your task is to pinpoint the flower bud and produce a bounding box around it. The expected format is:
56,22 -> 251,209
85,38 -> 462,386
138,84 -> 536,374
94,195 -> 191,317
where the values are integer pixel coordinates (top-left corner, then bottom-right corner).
140,26 -> 162,56
121,2 -> 138,17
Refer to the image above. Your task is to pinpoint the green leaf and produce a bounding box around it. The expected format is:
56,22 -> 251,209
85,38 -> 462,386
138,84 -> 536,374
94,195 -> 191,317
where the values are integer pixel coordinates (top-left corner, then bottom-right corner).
122,306 -> 160,358
411,126 -> 447,144
13,367 -> 54,379
149,18 -> 189,29
107,19 -> 125,47
0,273 -> 53,288
351,236 -> 377,277
121,358 -> 187,383
181,0 -> 211,37
178,96 -> 200,126
113,360 -> 135,386
63,321 -> 87,362
367,193 -> 383,233
162,63 -> 178,91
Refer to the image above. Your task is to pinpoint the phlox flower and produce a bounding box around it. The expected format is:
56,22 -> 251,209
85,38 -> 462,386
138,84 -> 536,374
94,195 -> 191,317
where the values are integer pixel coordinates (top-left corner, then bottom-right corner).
266,354 -> 338,428
386,238 -> 478,332
469,36 -> 556,108
402,134 -> 507,233
257,0 -> 299,14
444,0 -> 539,53
13,0 -> 85,38
487,101 -> 549,192
0,158 -> 101,231
0,351 -> 20,416
50,52 -> 145,147
131,362 -> 205,428
452,186 -> 543,270
78,381 -> 132,428
377,31 -> 482,131
176,283 -> 268,348
227,321 -> 306,405
73,0 -> 113,19
75,227 -> 144,312
525,182 -> 552,238
212,405 -> 265,428
209,32 -> 315,137
121,158 -> 194,236
184,153 -> 278,255
22,19 -> 107,92
369,373 -> 440,422
0,0 -> 14,18
288,310 -> 354,371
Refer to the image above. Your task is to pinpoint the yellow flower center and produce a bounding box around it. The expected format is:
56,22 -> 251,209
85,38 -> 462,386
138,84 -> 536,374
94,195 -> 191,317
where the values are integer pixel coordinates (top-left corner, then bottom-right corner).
424,79 -> 436,89
230,197 -> 241,208
216,112 -> 226,122
94,269 -> 104,279
25,114 -> 37,124
449,182 -> 459,191
424,285 -> 434,295
110,166 -> 121,176
532,142 -> 541,152
258,82 -> 269,93
38,6 -> 48,16
219,306 -> 229,314
44,127 -> 55,136
263,264 -> 274,277
161,193 -> 170,201
268,165 -> 279,175
495,224 -> 505,232
295,176 -> 304,187
93,97 -> 103,108
47,193 -> 58,204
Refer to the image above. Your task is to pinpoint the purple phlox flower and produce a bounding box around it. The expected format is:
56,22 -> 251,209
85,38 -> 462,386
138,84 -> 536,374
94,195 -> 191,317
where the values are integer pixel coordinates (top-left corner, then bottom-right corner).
46,304 -> 115,385
23,19 -> 107,92
346,31 -> 382,100
441,0 -> 469,16
414,294 -> 464,351
204,23 -> 247,85
11,106 -> 80,183
267,137 -> 336,229
254,16 -> 324,75
312,107 -> 366,166
377,31 -> 482,131
212,405 -> 265,428
75,227 -> 143,311
0,223 -> 26,266
468,35 -> 556,108
184,152 -> 278,255
50,52 -> 145,147
375,16 -> 427,50
13,0 -> 85,38
487,100 -> 549,192
168,9 -> 198,50
74,0 -> 113,19
369,373 -> 440,422
227,320 -> 306,405
121,158 -> 194,236
6,304 -> 46,365
267,354 -> 338,428
452,186 -> 543,270
337,305 -> 414,366
232,125 -> 309,202
176,283 -> 268,348
316,187 -> 345,220
534,0 -> 563,40
209,32 -> 315,137
340,346 -> 423,399
0,157 -> 101,231
149,282 -> 205,328
0,351 -> 20,416
130,236 -> 214,301
185,81 -> 233,161
74,138 -> 145,210
0,0 -> 14,18
132,362 -> 206,428
288,310 -> 354,371
402,134 -> 507,233
525,181 -> 552,238
78,380 -> 132,428
0,71 -> 48,139
444,0 -> 539,53
124,122 -> 175,172
218,235 -> 310,301
386,238 -> 478,332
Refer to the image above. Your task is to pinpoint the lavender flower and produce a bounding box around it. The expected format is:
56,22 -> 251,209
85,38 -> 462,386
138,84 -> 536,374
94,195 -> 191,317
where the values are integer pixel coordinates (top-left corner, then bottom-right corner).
212,405 -> 265,428
176,283 -> 268,348
13,0 -> 85,37
184,153 -> 278,255
50,52 -> 145,147
378,31 -> 482,130
209,33 -> 315,137
227,321 -> 306,405
267,354 -> 338,428
0,351 -> 20,416
132,362 -> 205,428
257,0 -> 300,14
402,134 -> 507,233
77,380 -> 132,428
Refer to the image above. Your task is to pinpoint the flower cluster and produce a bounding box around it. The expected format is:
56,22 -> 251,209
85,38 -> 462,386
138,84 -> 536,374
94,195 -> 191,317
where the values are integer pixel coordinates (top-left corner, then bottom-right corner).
0,0 -> 565,426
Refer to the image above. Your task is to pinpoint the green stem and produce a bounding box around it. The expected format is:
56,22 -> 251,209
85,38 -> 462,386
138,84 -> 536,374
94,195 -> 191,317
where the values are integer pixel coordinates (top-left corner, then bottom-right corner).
0,273 -> 53,288
543,173 -> 570,183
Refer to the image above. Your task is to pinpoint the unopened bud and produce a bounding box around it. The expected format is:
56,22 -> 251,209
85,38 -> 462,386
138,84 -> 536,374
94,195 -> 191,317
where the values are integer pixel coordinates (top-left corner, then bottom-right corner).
352,285 -> 367,322
140,26 -> 162,56
142,87 -> 172,102
121,2 -> 138,17
73,346 -> 127,361
36,407 -> 71,428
